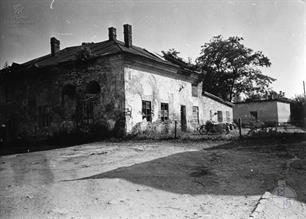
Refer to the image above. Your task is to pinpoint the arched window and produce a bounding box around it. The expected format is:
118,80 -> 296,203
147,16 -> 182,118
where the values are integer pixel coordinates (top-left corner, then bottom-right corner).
86,81 -> 101,94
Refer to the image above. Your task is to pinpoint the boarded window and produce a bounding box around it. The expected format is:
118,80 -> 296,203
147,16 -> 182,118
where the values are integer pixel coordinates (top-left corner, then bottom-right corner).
217,111 -> 223,122
250,111 -> 258,121
226,111 -> 230,122
161,103 -> 169,121
38,105 -> 52,127
192,106 -> 199,124
192,84 -> 198,97
142,100 -> 152,122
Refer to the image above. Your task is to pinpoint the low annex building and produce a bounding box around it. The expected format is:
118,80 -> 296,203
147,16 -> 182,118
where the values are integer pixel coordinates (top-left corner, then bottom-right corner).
0,24 -> 233,142
233,99 -> 291,125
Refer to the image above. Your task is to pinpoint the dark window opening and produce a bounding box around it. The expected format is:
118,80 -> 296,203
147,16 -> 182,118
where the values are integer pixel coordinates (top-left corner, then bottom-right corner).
62,84 -> 76,106
181,105 -> 187,131
142,100 -> 152,122
86,81 -> 101,94
192,106 -> 199,124
38,105 -> 52,127
217,111 -> 223,122
161,103 -> 169,121
250,111 -> 258,121
192,84 -> 198,97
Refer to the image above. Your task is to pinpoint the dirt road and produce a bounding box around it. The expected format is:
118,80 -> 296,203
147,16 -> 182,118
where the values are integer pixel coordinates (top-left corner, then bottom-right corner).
0,140 -> 305,218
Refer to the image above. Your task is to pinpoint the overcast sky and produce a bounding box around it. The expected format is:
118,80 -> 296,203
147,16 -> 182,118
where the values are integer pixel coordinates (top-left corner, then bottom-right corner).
0,0 -> 305,98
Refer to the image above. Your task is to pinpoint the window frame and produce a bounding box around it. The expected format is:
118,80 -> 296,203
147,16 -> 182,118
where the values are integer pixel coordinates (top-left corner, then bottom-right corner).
192,106 -> 199,124
226,111 -> 230,122
142,100 -> 152,122
217,110 -> 223,122
250,111 -> 258,122
160,102 -> 169,121
192,84 -> 198,97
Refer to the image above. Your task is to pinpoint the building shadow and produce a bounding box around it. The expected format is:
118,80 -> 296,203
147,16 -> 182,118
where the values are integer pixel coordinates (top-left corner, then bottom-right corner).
70,143 -> 306,203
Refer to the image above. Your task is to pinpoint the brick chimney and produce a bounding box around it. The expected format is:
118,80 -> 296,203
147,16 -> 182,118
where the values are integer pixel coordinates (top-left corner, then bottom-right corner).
108,27 -> 117,41
123,24 -> 132,48
50,37 -> 60,56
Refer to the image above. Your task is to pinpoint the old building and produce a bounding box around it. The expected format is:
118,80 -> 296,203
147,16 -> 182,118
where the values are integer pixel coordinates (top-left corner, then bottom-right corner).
0,24 -> 233,143
233,99 -> 291,125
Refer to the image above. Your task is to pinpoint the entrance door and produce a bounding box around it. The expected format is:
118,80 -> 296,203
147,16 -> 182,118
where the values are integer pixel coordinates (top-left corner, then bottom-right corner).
181,105 -> 187,131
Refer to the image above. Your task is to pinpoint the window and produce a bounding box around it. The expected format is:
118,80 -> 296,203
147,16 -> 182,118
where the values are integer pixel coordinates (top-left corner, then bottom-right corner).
192,106 -> 199,124
38,105 -> 52,127
226,111 -> 230,122
192,84 -> 198,97
250,111 -> 258,121
160,103 -> 169,121
142,100 -> 152,122
210,110 -> 213,120
62,84 -> 76,105
217,111 -> 223,122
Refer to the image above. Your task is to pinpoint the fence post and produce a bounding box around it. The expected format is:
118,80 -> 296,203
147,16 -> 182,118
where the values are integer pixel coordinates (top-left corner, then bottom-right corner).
238,118 -> 242,139
174,120 -> 177,139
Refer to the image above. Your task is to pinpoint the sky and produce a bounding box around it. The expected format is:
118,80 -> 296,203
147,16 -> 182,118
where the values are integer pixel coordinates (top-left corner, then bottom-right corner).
0,0 -> 305,98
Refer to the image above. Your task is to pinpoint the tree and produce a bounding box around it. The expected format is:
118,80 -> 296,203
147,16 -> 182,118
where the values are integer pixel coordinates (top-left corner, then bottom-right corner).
290,95 -> 306,127
196,35 -> 275,102
0,61 -> 10,76
162,49 -> 197,71
2,61 -> 9,69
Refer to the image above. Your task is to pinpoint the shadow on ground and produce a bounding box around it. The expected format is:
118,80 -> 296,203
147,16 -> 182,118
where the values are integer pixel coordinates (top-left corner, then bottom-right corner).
71,136 -> 306,203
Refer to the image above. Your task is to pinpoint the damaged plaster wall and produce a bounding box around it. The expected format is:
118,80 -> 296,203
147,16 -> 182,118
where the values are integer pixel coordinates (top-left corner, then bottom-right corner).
124,65 -> 234,135
0,54 -> 126,141
124,66 -> 193,134
191,85 -> 233,128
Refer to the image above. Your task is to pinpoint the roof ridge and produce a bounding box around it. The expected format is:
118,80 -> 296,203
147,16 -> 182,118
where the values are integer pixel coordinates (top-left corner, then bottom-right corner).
113,40 -> 124,53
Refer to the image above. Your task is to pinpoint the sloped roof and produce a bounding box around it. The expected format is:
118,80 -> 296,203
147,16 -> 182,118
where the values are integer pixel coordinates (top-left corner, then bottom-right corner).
202,91 -> 234,107
19,40 -> 177,69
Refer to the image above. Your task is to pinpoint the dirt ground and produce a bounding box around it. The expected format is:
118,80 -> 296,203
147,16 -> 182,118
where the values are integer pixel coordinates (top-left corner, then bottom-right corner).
0,138 -> 306,219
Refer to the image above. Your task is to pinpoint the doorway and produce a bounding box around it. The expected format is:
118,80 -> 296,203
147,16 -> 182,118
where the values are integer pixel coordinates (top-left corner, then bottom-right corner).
181,105 -> 187,131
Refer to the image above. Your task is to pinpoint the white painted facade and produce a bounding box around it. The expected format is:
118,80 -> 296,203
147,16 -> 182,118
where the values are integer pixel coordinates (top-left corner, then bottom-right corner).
124,66 -> 233,133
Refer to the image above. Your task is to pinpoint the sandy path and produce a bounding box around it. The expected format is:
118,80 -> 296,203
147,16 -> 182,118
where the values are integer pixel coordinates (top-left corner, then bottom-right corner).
0,140 -> 305,218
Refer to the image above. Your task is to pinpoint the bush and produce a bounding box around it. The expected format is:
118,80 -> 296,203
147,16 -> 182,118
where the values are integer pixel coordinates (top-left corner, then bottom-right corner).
130,120 -> 175,139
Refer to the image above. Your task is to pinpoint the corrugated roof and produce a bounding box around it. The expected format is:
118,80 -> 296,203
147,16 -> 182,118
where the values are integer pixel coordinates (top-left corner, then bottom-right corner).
20,40 -> 176,69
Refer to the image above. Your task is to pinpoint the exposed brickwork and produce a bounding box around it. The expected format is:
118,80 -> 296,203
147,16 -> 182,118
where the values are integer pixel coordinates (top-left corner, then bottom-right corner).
0,55 -> 125,141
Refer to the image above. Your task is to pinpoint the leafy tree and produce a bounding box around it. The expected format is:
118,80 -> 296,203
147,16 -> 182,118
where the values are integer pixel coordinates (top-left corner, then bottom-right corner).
0,61 -> 10,76
2,61 -> 9,69
76,44 -> 96,62
196,35 -> 275,101
290,95 -> 306,127
162,49 -> 197,71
